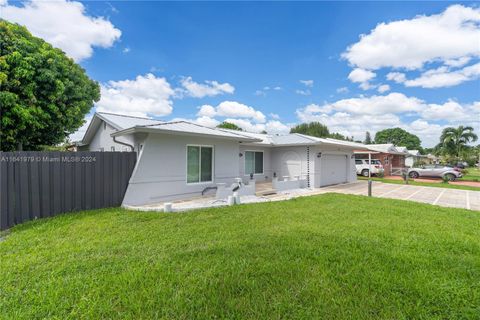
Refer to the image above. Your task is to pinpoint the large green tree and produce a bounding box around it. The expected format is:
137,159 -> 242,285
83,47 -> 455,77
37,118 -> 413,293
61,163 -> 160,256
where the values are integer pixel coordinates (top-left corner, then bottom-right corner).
436,126 -> 478,161
364,131 -> 373,144
290,122 -> 330,138
374,128 -> 421,150
0,20 -> 100,151
291,122 -> 353,141
216,121 -> 243,131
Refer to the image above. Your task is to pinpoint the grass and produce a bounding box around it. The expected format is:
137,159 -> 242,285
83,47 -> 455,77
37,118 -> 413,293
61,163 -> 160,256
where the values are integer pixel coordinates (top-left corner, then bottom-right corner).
359,176 -> 480,191
1,194 -> 479,319
461,168 -> 480,182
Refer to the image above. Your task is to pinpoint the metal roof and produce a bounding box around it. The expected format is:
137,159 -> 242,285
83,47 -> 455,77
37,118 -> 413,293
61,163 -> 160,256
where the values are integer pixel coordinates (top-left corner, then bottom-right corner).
98,112 -> 163,129
81,112 -> 371,149
112,121 -> 261,142
80,112 -> 163,145
355,144 -> 409,155
220,130 -> 274,145
219,130 -> 369,149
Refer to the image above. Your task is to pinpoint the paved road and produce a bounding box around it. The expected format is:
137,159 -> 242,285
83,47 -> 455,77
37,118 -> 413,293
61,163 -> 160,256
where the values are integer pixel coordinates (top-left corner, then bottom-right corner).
322,181 -> 480,211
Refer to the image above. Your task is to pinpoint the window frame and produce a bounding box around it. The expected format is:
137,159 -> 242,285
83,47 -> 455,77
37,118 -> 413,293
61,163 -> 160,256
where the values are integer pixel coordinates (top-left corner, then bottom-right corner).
186,144 -> 214,185
244,150 -> 264,175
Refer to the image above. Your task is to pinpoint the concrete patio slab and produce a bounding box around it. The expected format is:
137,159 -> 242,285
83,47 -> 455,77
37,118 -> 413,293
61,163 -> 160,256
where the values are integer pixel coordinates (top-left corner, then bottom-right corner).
124,180 -> 480,212
322,181 -> 479,210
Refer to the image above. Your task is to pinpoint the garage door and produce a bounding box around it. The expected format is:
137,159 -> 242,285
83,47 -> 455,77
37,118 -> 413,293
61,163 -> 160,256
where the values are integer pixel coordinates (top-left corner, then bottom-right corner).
320,154 -> 348,187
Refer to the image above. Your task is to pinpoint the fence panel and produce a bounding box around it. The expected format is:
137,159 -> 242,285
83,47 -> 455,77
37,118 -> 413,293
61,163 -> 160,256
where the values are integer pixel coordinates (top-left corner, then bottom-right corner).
0,151 -> 136,230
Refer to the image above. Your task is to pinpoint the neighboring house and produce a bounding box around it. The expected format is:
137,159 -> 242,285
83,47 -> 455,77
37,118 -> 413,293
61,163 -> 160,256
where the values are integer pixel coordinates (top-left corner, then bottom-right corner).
355,144 -> 408,176
405,150 -> 426,167
426,154 -> 440,165
79,112 -> 367,206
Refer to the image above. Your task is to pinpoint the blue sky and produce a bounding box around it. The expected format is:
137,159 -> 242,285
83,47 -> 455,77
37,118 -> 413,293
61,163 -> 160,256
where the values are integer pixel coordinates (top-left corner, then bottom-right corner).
1,1 -> 479,146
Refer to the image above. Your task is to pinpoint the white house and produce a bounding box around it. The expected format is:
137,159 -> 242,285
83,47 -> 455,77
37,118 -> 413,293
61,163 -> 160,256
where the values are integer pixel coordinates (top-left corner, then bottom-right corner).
79,112 -> 367,206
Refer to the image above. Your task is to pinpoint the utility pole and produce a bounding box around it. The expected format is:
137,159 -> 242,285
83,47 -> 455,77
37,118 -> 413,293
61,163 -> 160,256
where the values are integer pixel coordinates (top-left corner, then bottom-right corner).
368,152 -> 372,197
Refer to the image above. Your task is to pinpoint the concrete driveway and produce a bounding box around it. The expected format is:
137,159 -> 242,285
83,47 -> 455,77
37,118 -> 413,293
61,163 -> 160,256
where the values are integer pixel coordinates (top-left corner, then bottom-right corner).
322,181 -> 480,211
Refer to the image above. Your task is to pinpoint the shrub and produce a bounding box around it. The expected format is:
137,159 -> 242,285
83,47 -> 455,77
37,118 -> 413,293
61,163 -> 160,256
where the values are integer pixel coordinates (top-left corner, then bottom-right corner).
441,175 -> 450,184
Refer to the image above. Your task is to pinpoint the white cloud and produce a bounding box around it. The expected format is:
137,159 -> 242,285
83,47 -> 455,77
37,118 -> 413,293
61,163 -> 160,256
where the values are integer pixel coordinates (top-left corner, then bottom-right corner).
342,5 -> 480,70
295,89 -> 311,96
265,120 -> 290,133
190,103 -> 289,134
403,120 -> 446,146
444,56 -> 472,68
224,118 -> 290,134
195,116 -> 220,128
401,62 -> 480,88
269,113 -> 280,120
196,101 -> 266,123
172,116 -> 221,128
96,73 -> 174,117
420,100 -> 480,122
1,0 -> 121,61
122,47 -> 131,53
197,104 -> 217,118
217,101 -> 266,123
179,77 -> 234,98
386,72 -> 407,83
176,114 -> 289,134
68,114 -> 92,142
296,93 -> 480,147
377,84 -> 390,93
347,68 -> 376,90
300,80 -> 314,87
297,92 -> 424,116
256,86 -> 282,96
298,110 -> 402,142
336,87 -> 349,94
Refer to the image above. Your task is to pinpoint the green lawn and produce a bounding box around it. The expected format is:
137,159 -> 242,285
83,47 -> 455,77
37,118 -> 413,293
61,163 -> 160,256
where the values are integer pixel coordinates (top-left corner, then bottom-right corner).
1,194 -> 479,319
461,168 -> 480,182
359,176 -> 480,191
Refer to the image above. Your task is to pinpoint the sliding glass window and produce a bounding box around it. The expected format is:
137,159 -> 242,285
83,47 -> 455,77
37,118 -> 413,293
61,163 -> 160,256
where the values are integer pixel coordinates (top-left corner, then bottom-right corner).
245,151 -> 263,175
187,146 -> 213,183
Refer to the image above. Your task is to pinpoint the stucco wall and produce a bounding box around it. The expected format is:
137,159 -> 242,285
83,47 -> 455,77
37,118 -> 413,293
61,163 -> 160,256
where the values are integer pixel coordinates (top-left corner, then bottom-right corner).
271,146 -> 312,186
87,121 -> 134,152
123,133 -> 242,205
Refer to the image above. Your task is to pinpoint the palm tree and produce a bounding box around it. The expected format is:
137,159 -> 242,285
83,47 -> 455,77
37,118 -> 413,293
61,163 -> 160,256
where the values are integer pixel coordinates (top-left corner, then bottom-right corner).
437,126 -> 478,161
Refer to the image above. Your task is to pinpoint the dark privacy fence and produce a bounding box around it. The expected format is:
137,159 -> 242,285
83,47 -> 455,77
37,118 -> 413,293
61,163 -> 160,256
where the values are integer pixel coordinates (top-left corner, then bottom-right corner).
0,151 -> 137,230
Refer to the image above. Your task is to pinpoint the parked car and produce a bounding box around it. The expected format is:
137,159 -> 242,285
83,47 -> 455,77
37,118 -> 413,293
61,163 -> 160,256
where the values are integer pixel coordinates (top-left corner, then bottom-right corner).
408,165 -> 462,181
355,159 -> 384,177
452,162 -> 467,169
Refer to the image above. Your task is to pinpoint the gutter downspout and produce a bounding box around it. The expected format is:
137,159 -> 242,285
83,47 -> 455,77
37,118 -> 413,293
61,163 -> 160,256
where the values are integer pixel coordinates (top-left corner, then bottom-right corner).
113,136 -> 134,151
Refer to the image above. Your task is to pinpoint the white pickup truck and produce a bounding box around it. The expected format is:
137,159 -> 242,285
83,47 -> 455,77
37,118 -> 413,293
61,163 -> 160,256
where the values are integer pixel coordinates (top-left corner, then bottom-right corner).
355,159 -> 384,177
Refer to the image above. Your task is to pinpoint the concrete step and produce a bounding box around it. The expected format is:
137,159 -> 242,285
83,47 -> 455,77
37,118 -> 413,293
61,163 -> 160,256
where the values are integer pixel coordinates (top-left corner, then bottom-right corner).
256,189 -> 277,196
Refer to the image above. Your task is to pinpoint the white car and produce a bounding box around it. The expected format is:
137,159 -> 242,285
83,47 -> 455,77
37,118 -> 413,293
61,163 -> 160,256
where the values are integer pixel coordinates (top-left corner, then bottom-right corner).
355,159 -> 384,177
